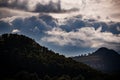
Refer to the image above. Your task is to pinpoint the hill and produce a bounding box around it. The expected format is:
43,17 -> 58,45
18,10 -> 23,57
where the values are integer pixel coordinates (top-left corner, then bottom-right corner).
0,34 -> 115,80
72,47 -> 120,73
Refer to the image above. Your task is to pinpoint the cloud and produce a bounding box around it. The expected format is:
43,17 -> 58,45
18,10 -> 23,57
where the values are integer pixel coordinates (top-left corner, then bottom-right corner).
42,27 -> 120,50
0,8 -> 39,20
58,15 -> 120,34
0,0 -> 120,22
0,14 -> 58,40
34,0 -> 61,13
0,0 -> 28,10
36,0 -> 80,13
12,29 -> 20,33
0,0 -> 79,13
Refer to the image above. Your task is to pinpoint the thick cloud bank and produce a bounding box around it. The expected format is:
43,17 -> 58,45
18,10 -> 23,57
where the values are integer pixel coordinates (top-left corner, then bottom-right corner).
42,27 -> 120,49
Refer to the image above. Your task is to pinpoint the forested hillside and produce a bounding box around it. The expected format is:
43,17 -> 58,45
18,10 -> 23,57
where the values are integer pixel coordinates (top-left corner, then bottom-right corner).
0,34 -> 118,80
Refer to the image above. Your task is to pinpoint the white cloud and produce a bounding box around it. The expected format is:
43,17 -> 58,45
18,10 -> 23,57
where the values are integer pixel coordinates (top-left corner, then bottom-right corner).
42,27 -> 120,49
0,8 -> 39,23
12,29 -> 20,33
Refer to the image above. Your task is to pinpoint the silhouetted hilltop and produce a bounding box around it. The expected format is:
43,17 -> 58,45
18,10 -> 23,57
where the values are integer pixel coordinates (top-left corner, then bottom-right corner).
92,47 -> 119,56
72,47 -> 120,74
0,34 -> 111,80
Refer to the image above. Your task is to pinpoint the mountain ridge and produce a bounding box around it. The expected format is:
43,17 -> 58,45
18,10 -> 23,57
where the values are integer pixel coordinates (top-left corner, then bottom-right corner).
72,47 -> 120,73
1,33 -> 112,80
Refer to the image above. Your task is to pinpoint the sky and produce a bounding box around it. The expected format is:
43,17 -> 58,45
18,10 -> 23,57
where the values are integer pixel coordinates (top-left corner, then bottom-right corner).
0,0 -> 120,57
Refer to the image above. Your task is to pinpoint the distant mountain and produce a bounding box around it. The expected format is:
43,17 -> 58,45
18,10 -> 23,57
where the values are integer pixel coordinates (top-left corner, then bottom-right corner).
0,34 -> 112,80
72,47 -> 120,73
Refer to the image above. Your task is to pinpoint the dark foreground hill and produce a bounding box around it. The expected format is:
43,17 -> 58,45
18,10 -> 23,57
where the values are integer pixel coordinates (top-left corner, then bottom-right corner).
72,47 -> 120,74
0,34 -> 118,80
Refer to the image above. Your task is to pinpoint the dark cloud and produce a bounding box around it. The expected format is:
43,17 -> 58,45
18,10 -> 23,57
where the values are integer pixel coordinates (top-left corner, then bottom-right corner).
34,2 -> 79,13
0,0 -> 8,7
0,0 -> 28,10
2,14 -> 57,40
0,14 -> 57,37
0,0 -> 79,13
35,0 -> 79,13
60,16 -> 120,34
39,14 -> 58,27
34,1 -> 61,13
